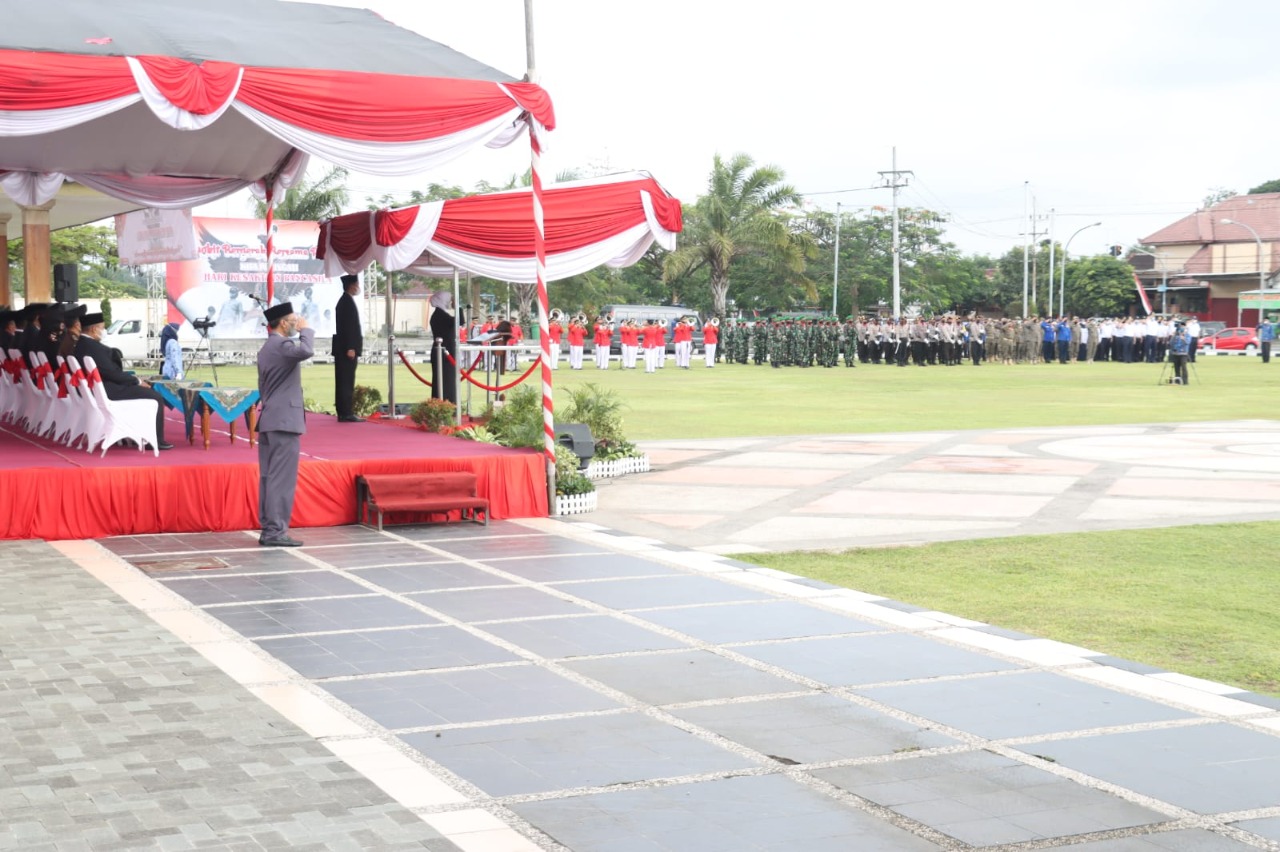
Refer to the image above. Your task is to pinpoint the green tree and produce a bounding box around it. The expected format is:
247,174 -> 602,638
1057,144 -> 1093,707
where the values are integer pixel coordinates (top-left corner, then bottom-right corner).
1248,179 -> 1280,195
662,153 -> 809,318
1061,255 -> 1138,317
252,165 -> 349,220
6,224 -> 138,298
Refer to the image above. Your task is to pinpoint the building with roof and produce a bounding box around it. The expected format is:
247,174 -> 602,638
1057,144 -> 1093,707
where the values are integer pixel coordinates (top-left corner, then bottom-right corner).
1135,192 -> 1280,324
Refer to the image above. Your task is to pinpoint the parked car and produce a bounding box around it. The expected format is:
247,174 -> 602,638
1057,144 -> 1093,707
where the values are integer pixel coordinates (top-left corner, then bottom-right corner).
1198,327 -> 1259,353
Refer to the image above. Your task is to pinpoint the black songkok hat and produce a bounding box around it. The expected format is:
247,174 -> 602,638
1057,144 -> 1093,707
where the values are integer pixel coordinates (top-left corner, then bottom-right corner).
340,274 -> 359,287
264,302 -> 294,324
82,312 -> 105,328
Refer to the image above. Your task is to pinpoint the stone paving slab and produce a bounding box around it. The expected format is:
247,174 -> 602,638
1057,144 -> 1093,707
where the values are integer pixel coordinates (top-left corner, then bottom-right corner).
0,539 -> 463,852
589,420 -> 1280,553
13,510 -> 1280,851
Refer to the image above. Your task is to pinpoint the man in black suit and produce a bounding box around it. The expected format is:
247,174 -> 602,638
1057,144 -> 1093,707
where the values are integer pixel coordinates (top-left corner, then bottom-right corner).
332,274 -> 363,422
75,312 -> 172,450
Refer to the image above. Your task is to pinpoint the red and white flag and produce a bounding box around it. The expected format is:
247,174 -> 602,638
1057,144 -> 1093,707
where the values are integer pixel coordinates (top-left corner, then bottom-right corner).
1134,273 -> 1154,315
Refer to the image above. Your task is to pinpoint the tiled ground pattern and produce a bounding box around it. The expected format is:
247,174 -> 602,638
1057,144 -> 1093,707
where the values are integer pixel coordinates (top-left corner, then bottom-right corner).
25,519 -> 1278,851
593,421 -> 1280,553
0,538 -> 462,852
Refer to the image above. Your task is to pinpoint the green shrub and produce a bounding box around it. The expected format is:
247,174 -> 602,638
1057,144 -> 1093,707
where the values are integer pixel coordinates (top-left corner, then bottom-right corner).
560,382 -> 626,445
554,443 -> 583,479
410,397 -> 456,432
352,385 -> 382,417
487,385 -> 544,448
594,439 -> 641,461
556,471 -> 595,496
452,424 -> 502,444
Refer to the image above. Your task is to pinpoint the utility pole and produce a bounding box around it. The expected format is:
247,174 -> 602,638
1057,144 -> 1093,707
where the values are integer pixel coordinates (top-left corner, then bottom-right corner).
1047,209 -> 1056,318
1018,203 -> 1048,315
1022,182 -> 1029,318
832,201 -> 841,317
878,147 -> 913,318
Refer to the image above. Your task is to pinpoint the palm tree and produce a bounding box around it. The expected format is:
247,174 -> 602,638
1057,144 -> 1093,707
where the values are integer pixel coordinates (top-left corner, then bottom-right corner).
662,153 -> 809,318
252,165 -> 349,221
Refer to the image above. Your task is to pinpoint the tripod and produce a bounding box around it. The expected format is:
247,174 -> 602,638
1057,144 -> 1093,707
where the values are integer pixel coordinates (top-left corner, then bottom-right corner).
188,322 -> 219,386
1156,353 -> 1198,386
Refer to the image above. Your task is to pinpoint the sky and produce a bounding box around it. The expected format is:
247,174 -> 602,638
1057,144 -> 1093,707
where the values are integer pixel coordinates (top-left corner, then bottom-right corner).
258,0 -> 1280,260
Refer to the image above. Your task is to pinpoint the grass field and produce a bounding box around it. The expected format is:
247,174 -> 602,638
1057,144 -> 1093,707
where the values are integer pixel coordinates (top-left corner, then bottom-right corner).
186,351 -> 1280,439
738,523 -> 1280,697
184,352 -> 1280,696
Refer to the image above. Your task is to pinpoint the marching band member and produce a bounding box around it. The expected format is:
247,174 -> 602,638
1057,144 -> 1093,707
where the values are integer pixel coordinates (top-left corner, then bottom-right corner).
643,317 -> 662,373
703,317 -> 720,367
547,309 -> 563,370
567,314 -> 587,369
621,319 -> 639,369
673,316 -> 694,368
593,314 -> 612,370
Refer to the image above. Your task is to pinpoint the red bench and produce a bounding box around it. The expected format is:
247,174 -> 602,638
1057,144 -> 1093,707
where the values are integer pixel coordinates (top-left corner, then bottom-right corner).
356,472 -> 489,530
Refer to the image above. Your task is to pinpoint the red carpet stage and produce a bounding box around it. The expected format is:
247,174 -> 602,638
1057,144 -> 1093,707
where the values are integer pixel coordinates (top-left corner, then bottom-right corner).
0,410 -> 548,540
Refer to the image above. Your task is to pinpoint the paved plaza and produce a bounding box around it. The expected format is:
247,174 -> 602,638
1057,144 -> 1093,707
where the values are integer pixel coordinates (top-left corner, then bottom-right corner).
3,421 -> 1280,850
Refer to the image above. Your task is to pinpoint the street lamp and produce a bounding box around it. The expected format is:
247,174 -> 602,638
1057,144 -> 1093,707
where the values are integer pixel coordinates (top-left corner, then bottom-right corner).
1130,246 -> 1168,313
1221,218 -> 1266,327
1060,222 -> 1102,316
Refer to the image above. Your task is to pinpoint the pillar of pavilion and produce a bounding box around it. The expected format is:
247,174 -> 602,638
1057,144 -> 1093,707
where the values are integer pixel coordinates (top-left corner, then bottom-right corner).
20,202 -> 54,303
0,214 -> 10,306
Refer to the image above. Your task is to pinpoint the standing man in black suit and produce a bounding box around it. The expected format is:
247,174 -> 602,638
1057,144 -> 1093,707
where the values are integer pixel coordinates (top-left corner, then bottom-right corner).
75,312 -> 173,450
257,302 -> 314,547
333,274 -> 363,422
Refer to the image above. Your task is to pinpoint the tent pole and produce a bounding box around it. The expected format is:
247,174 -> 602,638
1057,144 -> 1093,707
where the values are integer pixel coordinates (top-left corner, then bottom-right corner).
454,268 -> 462,426
526,0 -> 556,513
385,266 -> 395,416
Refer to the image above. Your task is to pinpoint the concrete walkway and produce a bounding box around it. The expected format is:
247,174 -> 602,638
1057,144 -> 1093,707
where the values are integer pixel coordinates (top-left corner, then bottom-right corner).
4,421 -> 1280,850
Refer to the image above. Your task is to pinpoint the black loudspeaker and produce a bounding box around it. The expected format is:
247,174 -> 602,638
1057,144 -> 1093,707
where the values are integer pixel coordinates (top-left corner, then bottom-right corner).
53,264 -> 79,302
555,423 -> 595,470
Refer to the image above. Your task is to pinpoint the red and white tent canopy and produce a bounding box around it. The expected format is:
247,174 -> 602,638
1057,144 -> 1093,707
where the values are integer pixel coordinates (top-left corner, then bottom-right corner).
317,172 -> 683,283
0,0 -> 554,223
0,50 -> 553,210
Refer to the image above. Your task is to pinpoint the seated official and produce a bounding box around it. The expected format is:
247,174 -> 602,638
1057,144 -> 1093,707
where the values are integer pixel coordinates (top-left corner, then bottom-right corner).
75,312 -> 173,450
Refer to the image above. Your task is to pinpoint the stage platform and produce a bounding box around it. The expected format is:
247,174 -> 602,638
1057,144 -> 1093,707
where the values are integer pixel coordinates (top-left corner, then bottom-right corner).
0,410 -> 547,541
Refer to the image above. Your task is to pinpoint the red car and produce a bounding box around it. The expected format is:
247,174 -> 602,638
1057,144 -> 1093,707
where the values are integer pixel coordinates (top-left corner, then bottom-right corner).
1198,327 -> 1260,353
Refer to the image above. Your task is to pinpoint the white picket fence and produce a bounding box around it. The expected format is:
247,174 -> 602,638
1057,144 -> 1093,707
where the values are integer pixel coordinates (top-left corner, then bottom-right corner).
584,454 -> 650,480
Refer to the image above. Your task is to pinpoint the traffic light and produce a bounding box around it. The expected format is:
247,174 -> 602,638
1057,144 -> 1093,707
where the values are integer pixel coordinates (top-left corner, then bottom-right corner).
1109,245 -> 1124,257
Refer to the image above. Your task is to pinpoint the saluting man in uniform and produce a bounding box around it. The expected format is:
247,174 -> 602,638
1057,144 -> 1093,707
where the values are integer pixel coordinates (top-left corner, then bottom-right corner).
257,301 -> 314,547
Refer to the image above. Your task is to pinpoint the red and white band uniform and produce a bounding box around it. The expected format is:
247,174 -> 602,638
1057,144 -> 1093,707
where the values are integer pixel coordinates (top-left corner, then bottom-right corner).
673,321 -> 693,368
642,322 -> 663,373
507,321 -> 523,370
547,320 -> 562,370
593,321 -> 612,370
620,322 -> 638,369
702,321 -> 719,367
567,321 -> 586,370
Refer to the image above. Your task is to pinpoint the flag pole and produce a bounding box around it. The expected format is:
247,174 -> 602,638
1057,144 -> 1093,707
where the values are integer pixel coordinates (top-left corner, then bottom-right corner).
526,0 -> 556,513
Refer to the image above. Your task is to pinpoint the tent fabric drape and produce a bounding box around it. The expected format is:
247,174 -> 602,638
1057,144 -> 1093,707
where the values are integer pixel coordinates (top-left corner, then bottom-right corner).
0,48 -> 555,208
317,172 -> 683,282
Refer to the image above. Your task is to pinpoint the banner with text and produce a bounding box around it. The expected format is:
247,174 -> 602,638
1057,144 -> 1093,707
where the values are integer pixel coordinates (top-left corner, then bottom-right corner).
166,217 -> 342,338
114,208 -> 197,265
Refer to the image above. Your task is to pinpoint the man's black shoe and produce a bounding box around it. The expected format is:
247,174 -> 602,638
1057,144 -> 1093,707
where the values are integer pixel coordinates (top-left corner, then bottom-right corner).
157,441 -> 175,450
338,415 -> 365,422
260,536 -> 303,547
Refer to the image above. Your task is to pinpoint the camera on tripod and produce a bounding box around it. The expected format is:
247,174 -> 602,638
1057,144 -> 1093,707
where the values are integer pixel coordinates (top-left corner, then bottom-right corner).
192,318 -> 217,333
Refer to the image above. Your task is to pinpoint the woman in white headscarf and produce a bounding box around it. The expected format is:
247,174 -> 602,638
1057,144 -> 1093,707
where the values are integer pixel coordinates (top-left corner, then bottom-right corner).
428,291 -> 458,405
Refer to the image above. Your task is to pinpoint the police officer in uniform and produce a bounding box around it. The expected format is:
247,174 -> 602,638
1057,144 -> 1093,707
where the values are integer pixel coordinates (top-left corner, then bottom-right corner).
256,301 -> 314,547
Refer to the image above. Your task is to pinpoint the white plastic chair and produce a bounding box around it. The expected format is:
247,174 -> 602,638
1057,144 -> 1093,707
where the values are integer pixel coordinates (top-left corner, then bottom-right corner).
27,352 -> 59,438
81,355 -> 160,457
59,356 -> 99,451
0,348 -> 19,423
